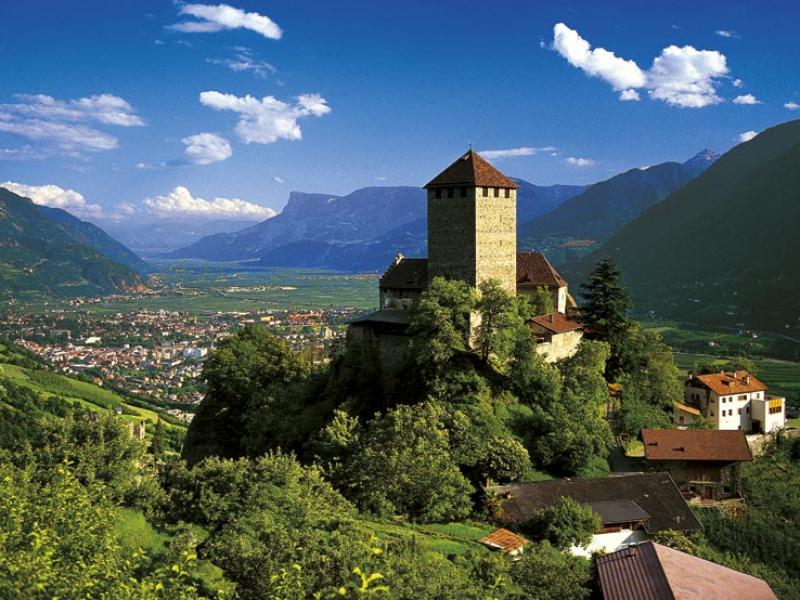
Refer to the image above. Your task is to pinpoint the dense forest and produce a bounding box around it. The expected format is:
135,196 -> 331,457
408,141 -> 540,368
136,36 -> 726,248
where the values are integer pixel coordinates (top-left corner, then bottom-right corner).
2,260 -> 799,598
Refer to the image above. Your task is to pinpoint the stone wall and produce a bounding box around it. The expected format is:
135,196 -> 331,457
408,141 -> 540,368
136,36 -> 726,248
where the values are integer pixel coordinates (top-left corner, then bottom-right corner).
533,329 -> 582,363
427,186 -> 516,295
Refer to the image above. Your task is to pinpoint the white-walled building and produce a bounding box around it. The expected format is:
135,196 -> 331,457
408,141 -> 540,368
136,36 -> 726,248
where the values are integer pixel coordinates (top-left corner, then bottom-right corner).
677,370 -> 785,433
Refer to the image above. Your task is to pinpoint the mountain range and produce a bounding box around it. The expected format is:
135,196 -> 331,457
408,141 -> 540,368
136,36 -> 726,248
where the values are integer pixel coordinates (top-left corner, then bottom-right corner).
566,119 -> 800,330
519,150 -> 718,264
0,187 -> 147,299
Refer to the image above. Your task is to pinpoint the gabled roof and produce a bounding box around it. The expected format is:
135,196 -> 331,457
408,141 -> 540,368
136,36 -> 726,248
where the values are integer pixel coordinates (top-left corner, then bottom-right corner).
673,401 -> 701,416
479,528 -> 528,553
424,149 -> 518,189
589,499 -> 651,525
530,312 -> 582,334
380,257 -> 428,289
516,252 -> 567,288
689,370 -> 767,395
596,542 -> 778,600
642,429 -> 753,462
490,473 -> 700,534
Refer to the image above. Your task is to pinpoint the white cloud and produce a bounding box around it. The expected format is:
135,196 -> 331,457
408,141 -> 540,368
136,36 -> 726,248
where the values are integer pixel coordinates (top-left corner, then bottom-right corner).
273,176 -> 284,184
182,132 -> 232,165
143,186 -> 276,220
732,94 -> 762,105
784,101 -> 800,110
207,48 -> 276,79
565,157 -> 595,167
738,130 -> 758,143
479,146 -> 557,160
552,23 -> 647,92
0,93 -> 143,157
715,30 -> 738,38
170,3 -> 282,40
732,78 -> 744,88
619,89 -> 640,101
199,91 -> 331,144
0,181 -> 102,218
552,23 -> 729,108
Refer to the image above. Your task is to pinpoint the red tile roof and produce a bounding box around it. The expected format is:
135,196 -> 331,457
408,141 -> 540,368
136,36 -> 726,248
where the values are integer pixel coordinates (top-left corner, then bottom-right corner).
479,528 -> 528,553
424,149 -> 518,189
597,542 -> 778,600
516,252 -> 567,288
530,312 -> 582,334
690,370 -> 767,396
642,429 -> 752,462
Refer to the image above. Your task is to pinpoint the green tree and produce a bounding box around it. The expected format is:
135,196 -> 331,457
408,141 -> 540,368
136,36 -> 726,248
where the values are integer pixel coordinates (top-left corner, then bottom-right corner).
151,418 -> 167,459
183,326 -> 311,466
511,541 -> 592,600
580,257 -> 632,378
342,403 -> 473,522
527,286 -> 555,316
475,279 -> 516,362
523,497 -> 601,550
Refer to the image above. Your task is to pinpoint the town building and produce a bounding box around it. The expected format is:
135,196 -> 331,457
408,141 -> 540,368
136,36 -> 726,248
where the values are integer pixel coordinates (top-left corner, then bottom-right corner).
478,528 -> 529,558
488,473 -> 700,557
641,429 -> 752,501
596,542 -> 778,600
677,370 -> 785,433
349,150 -> 583,365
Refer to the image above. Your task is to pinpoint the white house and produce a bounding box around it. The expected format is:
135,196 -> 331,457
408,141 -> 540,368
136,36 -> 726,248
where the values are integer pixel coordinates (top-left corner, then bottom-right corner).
678,370 -> 785,434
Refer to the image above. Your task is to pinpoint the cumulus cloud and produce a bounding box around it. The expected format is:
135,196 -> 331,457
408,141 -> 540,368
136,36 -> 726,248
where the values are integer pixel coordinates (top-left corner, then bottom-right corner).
552,23 -> 646,99
732,94 -> 762,105
480,146 -> 557,160
738,130 -> 758,143
143,186 -> 276,220
199,91 -> 331,144
182,132 -> 232,164
1,181 -> 102,218
0,93 -> 143,157
170,3 -> 282,39
784,101 -> 799,110
565,157 -> 595,167
207,47 -> 276,79
732,78 -> 744,88
552,23 -> 729,108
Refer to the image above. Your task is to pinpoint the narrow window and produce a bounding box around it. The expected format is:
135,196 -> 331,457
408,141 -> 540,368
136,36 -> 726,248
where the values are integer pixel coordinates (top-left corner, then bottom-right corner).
493,187 -> 499,197
447,188 -> 454,199
435,188 -> 442,199
460,187 -> 467,198
504,188 -> 510,198
483,186 -> 489,196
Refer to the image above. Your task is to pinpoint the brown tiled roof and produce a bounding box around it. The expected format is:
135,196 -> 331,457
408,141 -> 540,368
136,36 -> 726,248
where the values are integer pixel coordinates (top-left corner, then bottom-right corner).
690,370 -> 767,396
379,257 -> 428,289
424,149 -> 518,189
672,401 -> 701,417
597,542 -> 778,600
530,312 -> 582,334
642,429 -> 752,462
479,528 -> 528,553
490,473 -> 700,534
516,252 -> 567,288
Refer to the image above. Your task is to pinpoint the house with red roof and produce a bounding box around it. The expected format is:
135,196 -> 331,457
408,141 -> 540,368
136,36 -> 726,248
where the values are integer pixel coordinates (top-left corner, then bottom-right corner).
678,370 -> 785,433
642,429 -> 752,501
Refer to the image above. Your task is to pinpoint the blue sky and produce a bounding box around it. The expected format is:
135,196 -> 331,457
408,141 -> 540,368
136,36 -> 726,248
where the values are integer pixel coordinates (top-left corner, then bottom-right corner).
0,0 -> 798,222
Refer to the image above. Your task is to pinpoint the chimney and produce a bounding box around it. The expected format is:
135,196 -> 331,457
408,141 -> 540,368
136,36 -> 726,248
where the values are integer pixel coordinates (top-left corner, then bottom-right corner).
745,375 -> 751,384
549,314 -> 555,323
394,253 -> 405,265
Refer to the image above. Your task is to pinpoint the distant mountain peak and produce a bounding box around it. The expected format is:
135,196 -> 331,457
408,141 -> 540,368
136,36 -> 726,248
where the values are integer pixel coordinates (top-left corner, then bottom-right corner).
684,148 -> 720,169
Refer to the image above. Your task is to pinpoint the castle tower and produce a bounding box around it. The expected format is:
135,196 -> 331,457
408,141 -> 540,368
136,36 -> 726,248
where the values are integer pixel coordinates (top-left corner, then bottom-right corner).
424,149 -> 518,295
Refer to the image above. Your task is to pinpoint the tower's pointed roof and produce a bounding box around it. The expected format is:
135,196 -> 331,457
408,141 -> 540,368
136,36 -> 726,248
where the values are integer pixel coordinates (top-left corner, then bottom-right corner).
424,149 -> 518,189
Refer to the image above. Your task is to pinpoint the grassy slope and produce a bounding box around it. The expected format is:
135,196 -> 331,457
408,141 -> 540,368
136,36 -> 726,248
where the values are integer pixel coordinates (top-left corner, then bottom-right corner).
0,361 -> 184,432
354,519 -> 494,556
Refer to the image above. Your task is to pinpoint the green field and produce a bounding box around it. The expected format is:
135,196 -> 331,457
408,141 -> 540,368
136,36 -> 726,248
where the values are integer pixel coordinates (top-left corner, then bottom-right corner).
355,519 -> 494,556
24,265 -> 379,315
0,361 -> 185,432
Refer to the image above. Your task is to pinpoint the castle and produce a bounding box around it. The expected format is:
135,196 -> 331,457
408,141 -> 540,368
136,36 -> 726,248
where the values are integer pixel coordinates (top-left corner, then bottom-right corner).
349,149 -> 582,365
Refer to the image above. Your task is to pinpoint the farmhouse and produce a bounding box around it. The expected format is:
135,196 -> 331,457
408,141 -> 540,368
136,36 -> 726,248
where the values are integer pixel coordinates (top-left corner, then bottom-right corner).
642,428 -> 752,501
349,150 -> 583,365
596,541 -> 778,600
677,370 -> 786,433
488,473 -> 700,557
